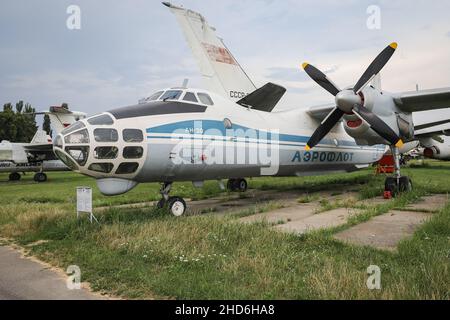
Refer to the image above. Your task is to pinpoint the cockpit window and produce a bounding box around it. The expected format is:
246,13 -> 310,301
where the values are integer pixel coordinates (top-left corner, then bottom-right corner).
87,114 -> 114,125
160,90 -> 182,101
64,129 -> 89,144
183,92 -> 198,103
197,93 -> 214,105
123,129 -> 143,142
61,121 -> 85,135
148,91 -> 164,101
65,146 -> 89,166
94,128 -> 118,142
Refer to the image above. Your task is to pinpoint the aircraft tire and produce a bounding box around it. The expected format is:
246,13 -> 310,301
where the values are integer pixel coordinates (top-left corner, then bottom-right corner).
9,172 -> 21,181
156,199 -> 166,209
236,178 -> 248,192
34,172 -> 47,183
167,196 -> 186,216
399,176 -> 412,192
227,179 -> 237,192
384,177 -> 399,197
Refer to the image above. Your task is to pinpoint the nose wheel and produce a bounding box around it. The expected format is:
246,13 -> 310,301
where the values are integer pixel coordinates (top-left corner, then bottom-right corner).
157,182 -> 187,216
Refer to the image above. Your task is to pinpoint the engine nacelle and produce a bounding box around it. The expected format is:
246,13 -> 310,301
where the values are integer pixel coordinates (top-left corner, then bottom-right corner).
343,86 -> 414,146
420,136 -> 450,160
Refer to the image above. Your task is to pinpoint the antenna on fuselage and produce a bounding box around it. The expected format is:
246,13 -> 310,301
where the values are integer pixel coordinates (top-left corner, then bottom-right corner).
182,78 -> 189,88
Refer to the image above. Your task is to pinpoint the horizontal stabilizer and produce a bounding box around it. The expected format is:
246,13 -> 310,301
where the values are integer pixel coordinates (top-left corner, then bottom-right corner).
236,83 -> 286,112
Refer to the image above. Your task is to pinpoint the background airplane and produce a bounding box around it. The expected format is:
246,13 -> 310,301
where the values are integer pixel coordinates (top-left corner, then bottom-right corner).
0,106 -> 86,181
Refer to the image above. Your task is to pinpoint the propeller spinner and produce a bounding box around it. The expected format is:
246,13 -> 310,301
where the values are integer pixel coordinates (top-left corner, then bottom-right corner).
303,42 -> 403,151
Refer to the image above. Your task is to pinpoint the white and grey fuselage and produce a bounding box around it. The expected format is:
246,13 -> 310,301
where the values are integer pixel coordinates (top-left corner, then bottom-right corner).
53,88 -> 386,195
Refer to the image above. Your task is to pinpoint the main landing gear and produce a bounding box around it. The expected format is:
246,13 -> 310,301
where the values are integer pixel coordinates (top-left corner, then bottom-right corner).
384,146 -> 412,198
34,172 -> 47,183
226,178 -> 248,192
9,172 -> 21,181
156,182 -> 187,216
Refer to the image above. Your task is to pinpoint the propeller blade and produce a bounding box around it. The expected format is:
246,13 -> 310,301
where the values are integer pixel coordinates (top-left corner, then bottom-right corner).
353,42 -> 398,94
352,104 -> 403,147
302,63 -> 340,96
306,107 -> 345,150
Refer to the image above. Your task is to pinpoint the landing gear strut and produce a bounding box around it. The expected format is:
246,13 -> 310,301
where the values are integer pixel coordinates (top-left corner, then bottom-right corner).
157,182 -> 187,216
227,178 -> 248,192
384,146 -> 412,198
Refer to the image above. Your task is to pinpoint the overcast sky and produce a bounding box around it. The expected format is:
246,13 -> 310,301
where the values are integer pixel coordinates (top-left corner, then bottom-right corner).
1,0 -> 450,117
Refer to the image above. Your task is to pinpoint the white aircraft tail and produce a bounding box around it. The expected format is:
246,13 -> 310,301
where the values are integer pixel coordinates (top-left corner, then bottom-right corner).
164,2 -> 256,100
46,107 -> 86,135
30,130 -> 51,144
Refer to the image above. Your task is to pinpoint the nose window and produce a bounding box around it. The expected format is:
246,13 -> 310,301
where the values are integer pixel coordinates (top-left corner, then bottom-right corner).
88,163 -> 114,173
54,149 -> 78,170
65,146 -> 89,166
116,162 -> 139,174
123,129 -> 143,142
87,114 -> 114,125
123,146 -> 143,159
64,129 -> 89,144
94,128 -> 118,142
94,146 -> 118,159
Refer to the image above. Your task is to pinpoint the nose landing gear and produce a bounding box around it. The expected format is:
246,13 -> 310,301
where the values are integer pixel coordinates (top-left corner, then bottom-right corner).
157,182 -> 187,216
384,146 -> 412,198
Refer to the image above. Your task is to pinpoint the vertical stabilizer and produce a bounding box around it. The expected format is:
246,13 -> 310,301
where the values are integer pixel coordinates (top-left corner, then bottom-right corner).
164,2 -> 256,100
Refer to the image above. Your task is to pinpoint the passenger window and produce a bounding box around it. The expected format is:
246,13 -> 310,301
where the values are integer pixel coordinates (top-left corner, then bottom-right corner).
65,146 -> 89,166
94,128 -> 118,142
88,163 -> 114,173
123,129 -> 143,142
160,90 -> 182,101
183,92 -> 198,103
116,162 -> 139,174
197,93 -> 214,105
64,129 -> 89,144
87,114 -> 114,125
123,146 -> 143,159
94,146 -> 118,159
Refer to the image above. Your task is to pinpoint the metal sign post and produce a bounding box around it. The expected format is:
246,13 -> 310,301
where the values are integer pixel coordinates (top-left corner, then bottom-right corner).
76,187 -> 98,223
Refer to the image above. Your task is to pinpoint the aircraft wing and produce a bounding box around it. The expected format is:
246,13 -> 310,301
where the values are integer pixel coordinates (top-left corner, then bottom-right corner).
236,83 -> 286,112
394,87 -> 450,112
24,143 -> 57,160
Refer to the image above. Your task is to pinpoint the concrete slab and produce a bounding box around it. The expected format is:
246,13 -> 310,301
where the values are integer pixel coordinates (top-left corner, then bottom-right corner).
403,194 -> 449,212
0,246 -> 106,300
274,207 -> 360,234
238,204 -> 317,224
334,210 -> 433,251
360,197 -> 393,207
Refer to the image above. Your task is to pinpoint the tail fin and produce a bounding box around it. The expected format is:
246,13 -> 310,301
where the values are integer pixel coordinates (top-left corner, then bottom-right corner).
34,106 -> 87,135
164,2 -> 256,100
30,130 -> 49,144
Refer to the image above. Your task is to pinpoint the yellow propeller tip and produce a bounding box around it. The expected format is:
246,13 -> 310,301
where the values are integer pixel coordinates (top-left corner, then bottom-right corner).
305,145 -> 311,151
390,42 -> 398,49
302,62 -> 309,69
395,139 -> 404,148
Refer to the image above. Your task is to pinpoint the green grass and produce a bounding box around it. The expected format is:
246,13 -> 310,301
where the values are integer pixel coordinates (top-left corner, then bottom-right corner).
0,161 -> 449,299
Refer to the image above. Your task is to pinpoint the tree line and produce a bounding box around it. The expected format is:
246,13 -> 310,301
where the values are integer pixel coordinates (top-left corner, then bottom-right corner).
0,101 -> 52,143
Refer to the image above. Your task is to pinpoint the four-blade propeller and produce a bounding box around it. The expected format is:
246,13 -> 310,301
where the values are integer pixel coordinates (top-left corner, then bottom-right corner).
302,42 -> 403,151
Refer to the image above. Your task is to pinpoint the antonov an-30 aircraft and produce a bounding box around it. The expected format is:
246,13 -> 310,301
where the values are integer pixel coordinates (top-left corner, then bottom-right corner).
52,2 -> 450,216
